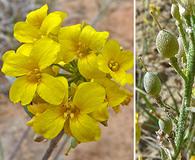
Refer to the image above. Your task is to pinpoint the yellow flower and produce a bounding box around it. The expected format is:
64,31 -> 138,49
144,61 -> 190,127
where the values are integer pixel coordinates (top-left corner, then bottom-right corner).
14,4 -> 67,44
94,78 -> 129,107
191,156 -> 195,160
98,40 -> 134,85
27,81 -> 107,142
58,24 -> 109,79
1,38 -> 66,105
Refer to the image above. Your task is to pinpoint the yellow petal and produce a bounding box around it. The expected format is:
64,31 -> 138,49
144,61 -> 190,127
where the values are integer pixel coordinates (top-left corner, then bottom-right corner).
111,70 -> 133,86
30,38 -> 60,70
40,12 -> 64,35
58,24 -> 81,62
52,11 -> 68,21
27,103 -> 48,115
97,54 -> 110,73
26,4 -> 48,28
97,40 -> 121,74
90,31 -> 109,50
70,114 -> 100,142
79,25 -> 109,51
102,40 -> 121,60
90,103 -> 109,122
94,78 -> 128,107
59,24 -> 81,43
14,22 -> 41,43
78,53 -> 106,79
16,44 -> 33,56
118,50 -> 134,70
37,73 -> 66,105
29,106 -> 65,139
79,25 -> 96,47
1,50 -> 31,77
73,82 -> 105,113
58,48 -> 76,63
9,76 -> 37,105
56,76 -> 69,102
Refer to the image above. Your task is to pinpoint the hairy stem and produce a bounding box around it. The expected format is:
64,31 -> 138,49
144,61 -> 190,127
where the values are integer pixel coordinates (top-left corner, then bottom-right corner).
173,16 -> 195,159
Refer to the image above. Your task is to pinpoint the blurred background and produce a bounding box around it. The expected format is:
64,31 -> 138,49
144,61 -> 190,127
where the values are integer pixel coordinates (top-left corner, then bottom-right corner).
136,0 -> 182,159
0,0 -> 133,160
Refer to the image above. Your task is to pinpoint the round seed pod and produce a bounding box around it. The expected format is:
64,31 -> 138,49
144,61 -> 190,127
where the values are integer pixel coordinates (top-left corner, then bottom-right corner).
158,117 -> 173,134
156,30 -> 179,58
143,72 -> 161,97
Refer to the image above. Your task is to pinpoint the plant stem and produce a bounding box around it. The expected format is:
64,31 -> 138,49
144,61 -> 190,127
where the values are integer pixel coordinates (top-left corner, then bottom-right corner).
42,131 -> 64,160
186,114 -> 195,156
53,136 -> 70,160
173,16 -> 195,160
170,57 -> 187,81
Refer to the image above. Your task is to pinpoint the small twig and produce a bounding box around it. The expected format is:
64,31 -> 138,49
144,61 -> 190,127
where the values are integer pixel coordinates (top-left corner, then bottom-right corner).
136,87 -> 147,95
53,136 -> 70,160
150,11 -> 163,30
8,127 -> 30,160
42,131 -> 64,160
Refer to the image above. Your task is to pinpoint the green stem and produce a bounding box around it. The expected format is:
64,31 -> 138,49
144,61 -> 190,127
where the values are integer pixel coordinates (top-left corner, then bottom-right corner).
173,16 -> 195,159
186,114 -> 195,155
170,57 -> 187,81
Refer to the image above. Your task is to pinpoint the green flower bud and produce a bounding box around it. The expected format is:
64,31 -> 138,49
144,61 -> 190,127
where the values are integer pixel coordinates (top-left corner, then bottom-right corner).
143,72 -> 161,97
171,4 -> 180,21
158,117 -> 173,134
156,30 -> 179,58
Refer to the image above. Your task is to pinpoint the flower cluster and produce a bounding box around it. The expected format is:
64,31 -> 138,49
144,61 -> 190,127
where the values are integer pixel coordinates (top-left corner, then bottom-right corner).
1,4 -> 133,144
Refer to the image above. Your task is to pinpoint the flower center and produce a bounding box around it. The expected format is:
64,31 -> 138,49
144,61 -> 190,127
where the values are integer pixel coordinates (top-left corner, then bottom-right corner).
108,60 -> 120,72
63,103 -> 80,119
76,41 -> 91,58
27,68 -> 41,83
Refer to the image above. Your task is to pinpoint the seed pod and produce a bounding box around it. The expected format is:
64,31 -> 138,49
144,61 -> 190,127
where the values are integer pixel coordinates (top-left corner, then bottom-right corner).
143,72 -> 161,97
158,117 -> 172,134
156,30 -> 179,58
171,4 -> 180,21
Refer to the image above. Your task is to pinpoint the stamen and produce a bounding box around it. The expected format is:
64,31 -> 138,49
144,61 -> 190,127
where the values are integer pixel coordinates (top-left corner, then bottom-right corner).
70,113 -> 74,119
27,68 -> 41,83
108,60 -> 120,72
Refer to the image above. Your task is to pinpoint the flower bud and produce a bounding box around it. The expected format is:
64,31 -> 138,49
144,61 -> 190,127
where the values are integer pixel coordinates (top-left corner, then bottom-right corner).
143,72 -> 161,97
171,4 -> 180,21
33,134 -> 45,142
156,30 -> 179,58
158,117 -> 172,134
